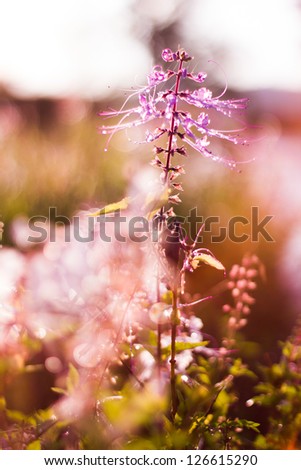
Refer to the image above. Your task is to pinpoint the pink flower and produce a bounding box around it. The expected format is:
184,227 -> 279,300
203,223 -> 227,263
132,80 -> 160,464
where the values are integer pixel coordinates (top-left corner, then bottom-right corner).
99,48 -> 248,170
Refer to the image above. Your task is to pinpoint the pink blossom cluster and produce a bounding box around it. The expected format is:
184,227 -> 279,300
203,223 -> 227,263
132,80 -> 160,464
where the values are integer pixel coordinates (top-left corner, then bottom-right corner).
99,48 -> 248,172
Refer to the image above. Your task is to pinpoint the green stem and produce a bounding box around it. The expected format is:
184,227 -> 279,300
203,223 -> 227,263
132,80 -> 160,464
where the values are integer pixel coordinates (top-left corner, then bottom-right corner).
157,322 -> 162,379
157,222 -> 163,383
155,57 -> 183,414
170,285 -> 179,419
164,59 -> 183,418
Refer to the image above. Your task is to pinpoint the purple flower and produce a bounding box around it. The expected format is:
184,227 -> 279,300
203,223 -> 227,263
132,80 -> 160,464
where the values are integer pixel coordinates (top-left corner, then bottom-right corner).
99,48 -> 248,170
161,48 -> 176,62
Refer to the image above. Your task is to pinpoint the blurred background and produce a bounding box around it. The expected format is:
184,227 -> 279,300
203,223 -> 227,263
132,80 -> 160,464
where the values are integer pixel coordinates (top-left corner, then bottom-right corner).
1,0 -> 301,358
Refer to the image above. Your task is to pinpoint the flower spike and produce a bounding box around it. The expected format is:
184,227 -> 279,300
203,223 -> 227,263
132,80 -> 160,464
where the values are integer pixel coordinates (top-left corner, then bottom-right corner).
99,47 -> 248,173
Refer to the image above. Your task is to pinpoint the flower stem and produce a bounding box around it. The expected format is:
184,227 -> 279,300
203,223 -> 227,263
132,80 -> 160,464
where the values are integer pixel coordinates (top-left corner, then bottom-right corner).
162,58 -> 183,418
156,263 -> 162,380
157,322 -> 162,379
164,59 -> 183,184
170,285 -> 179,419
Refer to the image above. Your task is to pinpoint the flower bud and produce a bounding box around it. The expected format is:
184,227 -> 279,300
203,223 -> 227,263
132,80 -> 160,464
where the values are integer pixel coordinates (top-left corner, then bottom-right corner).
229,264 -> 239,279
222,304 -> 231,313
236,279 -> 247,290
246,268 -> 258,279
162,48 -> 175,62
232,287 -> 240,298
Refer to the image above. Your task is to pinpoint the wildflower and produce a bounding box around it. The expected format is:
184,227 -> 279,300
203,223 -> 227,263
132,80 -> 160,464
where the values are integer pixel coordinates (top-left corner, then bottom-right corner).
222,254 -> 263,348
99,47 -> 248,172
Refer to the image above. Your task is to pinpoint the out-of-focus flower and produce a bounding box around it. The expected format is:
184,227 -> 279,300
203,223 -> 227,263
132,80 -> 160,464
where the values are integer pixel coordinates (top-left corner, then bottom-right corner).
0,248 -> 25,304
10,216 -> 36,250
0,210 -> 160,373
222,254 -> 264,348
0,248 -> 28,356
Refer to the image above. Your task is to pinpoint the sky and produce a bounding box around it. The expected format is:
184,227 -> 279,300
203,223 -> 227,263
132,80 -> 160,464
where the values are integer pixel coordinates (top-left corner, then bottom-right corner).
0,0 -> 301,98
184,0 -> 301,91
0,0 -> 150,98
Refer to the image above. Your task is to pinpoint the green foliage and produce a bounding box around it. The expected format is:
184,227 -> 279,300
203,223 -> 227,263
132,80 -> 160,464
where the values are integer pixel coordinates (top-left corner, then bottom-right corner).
90,197 -> 132,216
0,261 -> 300,450
251,338 -> 301,449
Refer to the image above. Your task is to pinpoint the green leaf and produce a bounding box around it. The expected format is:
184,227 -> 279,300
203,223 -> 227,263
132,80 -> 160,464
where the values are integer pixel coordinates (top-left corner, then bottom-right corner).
230,358 -> 257,379
27,440 -> 41,450
24,364 -> 44,372
236,419 -> 260,433
0,396 -> 6,410
137,329 -> 158,347
89,186 -> 169,221
214,389 -> 231,415
255,434 -> 268,449
66,363 -> 79,394
191,253 -> 225,271
6,409 -> 35,424
161,289 -> 173,305
162,341 -> 208,356
143,187 -> 170,220
51,387 -> 68,396
90,197 -> 131,216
